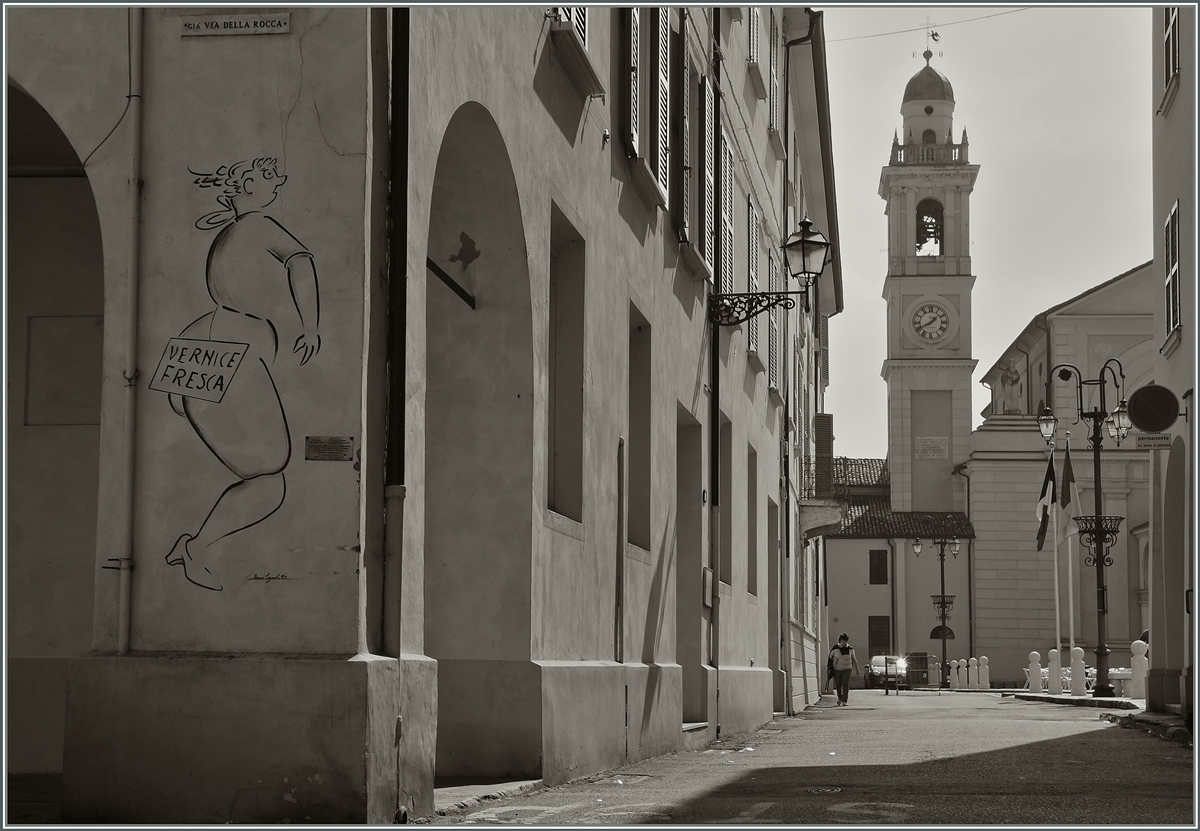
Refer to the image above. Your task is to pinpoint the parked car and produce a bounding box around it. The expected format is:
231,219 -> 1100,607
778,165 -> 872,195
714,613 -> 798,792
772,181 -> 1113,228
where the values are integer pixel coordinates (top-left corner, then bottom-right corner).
866,655 -> 907,688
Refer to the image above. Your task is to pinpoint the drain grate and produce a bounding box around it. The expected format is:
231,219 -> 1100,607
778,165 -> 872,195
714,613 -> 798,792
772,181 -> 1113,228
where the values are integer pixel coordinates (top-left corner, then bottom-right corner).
808,787 -> 842,794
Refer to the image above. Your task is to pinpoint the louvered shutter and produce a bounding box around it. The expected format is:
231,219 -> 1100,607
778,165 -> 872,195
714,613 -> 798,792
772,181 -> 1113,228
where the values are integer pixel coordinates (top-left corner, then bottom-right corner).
700,76 -> 715,269
768,12 -> 779,130
814,413 -> 833,498
768,253 -> 780,389
677,55 -> 691,243
747,203 -> 760,353
626,8 -> 640,158
819,314 -> 830,384
749,7 -> 761,66
574,6 -> 587,47
719,135 -> 734,295
654,8 -> 670,192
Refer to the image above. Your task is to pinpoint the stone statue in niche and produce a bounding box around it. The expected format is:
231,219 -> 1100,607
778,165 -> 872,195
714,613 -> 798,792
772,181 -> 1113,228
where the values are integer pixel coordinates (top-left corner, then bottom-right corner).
162,158 -> 321,591
1000,358 -> 1023,415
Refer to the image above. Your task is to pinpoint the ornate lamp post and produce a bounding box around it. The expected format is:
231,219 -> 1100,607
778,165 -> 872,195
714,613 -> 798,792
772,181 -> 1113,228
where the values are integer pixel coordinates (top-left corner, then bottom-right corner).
706,216 -> 832,730
1037,358 -> 1130,698
911,529 -> 961,688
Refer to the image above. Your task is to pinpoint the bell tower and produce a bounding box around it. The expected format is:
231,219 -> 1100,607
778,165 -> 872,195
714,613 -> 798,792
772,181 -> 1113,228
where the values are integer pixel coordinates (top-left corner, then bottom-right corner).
879,50 -> 979,513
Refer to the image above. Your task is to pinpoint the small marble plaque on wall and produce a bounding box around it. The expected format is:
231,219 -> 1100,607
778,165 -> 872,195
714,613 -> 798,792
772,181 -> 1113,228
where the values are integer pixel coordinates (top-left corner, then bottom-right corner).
914,436 -> 949,460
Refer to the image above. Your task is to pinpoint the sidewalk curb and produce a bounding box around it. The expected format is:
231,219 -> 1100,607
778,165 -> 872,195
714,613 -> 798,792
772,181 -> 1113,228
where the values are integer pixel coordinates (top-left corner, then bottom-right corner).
1005,692 -> 1140,709
429,780 -> 545,819
1099,710 -> 1194,747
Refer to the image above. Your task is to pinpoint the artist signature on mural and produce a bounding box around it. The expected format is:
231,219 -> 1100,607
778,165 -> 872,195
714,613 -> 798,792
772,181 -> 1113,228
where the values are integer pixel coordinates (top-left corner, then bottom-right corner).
245,572 -> 290,584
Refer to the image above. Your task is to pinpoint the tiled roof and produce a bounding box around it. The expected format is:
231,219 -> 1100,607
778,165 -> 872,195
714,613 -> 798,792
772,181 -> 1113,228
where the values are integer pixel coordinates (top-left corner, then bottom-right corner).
831,457 -> 889,487
827,496 -> 975,540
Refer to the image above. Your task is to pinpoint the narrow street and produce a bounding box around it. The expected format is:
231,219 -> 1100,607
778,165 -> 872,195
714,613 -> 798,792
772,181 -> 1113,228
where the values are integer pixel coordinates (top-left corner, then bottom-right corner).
433,692 -> 1193,825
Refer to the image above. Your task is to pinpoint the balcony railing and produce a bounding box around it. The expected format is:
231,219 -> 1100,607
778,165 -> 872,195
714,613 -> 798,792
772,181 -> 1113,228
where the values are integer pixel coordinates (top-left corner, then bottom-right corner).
890,141 -> 968,165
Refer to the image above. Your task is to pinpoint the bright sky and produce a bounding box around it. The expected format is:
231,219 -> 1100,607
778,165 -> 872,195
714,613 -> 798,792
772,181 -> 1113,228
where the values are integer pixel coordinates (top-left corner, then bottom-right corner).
820,6 -> 1154,460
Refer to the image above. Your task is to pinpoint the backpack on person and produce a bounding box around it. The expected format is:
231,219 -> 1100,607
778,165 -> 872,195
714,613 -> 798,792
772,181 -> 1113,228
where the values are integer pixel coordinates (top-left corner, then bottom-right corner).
831,645 -> 854,671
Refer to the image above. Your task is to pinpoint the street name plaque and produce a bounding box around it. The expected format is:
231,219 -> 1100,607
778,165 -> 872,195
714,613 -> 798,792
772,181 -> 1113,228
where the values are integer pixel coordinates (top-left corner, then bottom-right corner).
181,13 -> 291,36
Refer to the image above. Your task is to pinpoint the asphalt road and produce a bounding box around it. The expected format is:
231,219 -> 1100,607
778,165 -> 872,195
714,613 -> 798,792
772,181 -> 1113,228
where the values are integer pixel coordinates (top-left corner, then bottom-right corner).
432,691 -> 1194,825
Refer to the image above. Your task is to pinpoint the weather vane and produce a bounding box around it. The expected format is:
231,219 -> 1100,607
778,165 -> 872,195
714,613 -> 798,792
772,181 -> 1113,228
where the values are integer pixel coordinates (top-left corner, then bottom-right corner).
914,15 -> 944,61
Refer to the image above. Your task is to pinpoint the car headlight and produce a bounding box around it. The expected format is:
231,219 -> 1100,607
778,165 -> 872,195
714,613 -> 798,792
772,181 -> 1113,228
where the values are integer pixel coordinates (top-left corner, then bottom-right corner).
897,659 -> 907,671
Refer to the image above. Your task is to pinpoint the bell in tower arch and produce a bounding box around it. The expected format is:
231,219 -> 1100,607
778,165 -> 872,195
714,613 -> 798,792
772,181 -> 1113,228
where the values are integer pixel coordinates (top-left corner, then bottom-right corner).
915,198 -> 943,256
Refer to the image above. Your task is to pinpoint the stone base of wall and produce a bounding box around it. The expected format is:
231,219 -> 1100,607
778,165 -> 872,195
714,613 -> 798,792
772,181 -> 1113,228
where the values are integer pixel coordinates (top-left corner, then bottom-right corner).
7,657 -> 70,774
61,653 -> 400,823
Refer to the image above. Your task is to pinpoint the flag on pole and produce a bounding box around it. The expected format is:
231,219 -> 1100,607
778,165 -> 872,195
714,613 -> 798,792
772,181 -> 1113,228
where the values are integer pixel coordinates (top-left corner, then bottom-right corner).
1060,439 -> 1082,534
1035,452 -> 1057,551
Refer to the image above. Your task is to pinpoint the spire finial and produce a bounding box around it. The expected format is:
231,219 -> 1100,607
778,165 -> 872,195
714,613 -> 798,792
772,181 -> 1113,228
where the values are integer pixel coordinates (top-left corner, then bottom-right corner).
923,49 -> 933,65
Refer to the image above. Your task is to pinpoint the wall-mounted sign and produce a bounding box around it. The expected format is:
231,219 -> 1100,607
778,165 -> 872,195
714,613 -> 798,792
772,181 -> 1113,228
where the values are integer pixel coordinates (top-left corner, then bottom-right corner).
1135,432 -> 1174,450
149,338 -> 248,403
1128,384 -> 1180,432
181,13 -> 291,36
305,436 -> 355,461
914,436 -> 949,460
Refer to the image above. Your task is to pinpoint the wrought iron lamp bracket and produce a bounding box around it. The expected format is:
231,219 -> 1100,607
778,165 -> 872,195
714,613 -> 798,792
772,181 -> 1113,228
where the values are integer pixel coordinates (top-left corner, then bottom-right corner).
1076,515 -> 1123,567
709,291 -> 805,326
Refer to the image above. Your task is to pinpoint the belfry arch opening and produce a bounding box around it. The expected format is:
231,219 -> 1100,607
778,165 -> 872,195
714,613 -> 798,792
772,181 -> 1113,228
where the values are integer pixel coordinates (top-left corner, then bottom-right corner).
916,198 -> 943,257
423,101 -> 540,782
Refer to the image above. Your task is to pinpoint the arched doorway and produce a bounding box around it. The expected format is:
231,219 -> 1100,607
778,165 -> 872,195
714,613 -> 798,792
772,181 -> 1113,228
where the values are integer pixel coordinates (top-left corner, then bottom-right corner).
6,83 -> 102,774
424,103 -> 539,781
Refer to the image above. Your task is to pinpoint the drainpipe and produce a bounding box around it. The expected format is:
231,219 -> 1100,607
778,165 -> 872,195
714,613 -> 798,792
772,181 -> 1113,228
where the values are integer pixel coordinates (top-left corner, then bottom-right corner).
382,6 -> 410,660
953,461 -> 974,660
115,7 -> 145,656
709,5 -> 722,739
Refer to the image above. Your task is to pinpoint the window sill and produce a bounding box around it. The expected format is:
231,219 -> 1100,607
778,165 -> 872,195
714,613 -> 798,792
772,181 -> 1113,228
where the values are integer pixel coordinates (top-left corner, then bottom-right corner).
1157,72 -> 1180,118
680,241 -> 714,284
549,20 -> 605,100
1160,325 -> 1183,359
767,126 -> 786,159
768,385 -> 784,408
629,154 -> 668,211
546,509 -> 584,540
747,60 -> 767,100
747,347 -> 766,373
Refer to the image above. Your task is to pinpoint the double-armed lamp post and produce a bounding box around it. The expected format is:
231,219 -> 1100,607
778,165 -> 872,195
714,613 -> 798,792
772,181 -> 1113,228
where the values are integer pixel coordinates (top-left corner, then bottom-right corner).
1037,358 -> 1131,698
911,530 -> 961,688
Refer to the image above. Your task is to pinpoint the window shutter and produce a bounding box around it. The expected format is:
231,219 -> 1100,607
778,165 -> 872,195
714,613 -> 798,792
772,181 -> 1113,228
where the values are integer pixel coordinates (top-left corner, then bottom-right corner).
813,413 -> 833,498
748,7 -> 761,66
654,8 -> 670,193
747,202 -> 760,353
720,134 -> 735,295
626,8 -> 640,158
1166,201 -> 1181,332
819,314 -> 830,384
677,55 -> 692,243
768,12 -> 779,131
574,6 -> 587,47
768,254 -> 780,389
700,76 -> 715,269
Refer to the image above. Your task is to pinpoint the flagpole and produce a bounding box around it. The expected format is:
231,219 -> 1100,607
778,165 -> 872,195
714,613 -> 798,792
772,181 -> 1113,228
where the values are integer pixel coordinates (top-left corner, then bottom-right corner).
1053,474 -> 1062,657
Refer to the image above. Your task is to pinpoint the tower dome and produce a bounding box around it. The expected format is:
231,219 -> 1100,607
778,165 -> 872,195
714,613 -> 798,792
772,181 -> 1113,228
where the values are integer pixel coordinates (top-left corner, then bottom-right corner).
903,52 -> 955,104
900,51 -> 956,146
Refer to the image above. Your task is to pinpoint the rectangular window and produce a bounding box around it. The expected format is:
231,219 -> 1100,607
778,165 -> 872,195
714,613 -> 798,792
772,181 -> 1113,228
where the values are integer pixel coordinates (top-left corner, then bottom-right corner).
747,445 -> 758,595
869,549 -> 888,585
548,204 -> 585,521
628,304 -> 652,549
868,615 -> 891,660
1165,7 -> 1180,90
1166,199 -> 1181,333
747,200 -> 760,353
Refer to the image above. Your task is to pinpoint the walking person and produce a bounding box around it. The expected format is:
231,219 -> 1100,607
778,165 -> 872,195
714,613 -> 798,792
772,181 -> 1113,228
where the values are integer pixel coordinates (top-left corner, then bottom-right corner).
828,633 -> 861,706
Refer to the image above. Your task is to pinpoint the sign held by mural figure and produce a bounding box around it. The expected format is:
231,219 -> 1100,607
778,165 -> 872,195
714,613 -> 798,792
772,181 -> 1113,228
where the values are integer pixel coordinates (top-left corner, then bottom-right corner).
150,338 -> 248,403
163,157 -> 322,592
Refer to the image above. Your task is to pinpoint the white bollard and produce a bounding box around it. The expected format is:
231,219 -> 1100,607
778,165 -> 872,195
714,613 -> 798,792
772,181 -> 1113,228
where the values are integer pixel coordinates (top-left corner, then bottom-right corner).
951,659 -> 961,689
1070,646 -> 1086,696
1028,652 -> 1043,692
1047,649 -> 1061,694
1131,640 -> 1148,700
968,657 -> 979,689
979,656 -> 990,690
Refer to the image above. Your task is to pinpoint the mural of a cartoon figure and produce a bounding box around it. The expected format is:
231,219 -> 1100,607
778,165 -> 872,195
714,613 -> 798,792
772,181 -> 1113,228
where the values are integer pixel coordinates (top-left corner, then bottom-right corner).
166,158 -> 320,590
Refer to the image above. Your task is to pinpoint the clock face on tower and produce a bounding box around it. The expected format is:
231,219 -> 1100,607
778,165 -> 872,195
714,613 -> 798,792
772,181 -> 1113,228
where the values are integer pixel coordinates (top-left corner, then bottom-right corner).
911,302 -> 951,342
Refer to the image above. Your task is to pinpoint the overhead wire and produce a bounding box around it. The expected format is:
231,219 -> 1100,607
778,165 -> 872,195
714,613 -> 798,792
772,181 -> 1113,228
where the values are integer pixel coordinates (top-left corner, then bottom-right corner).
824,8 -> 1031,44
